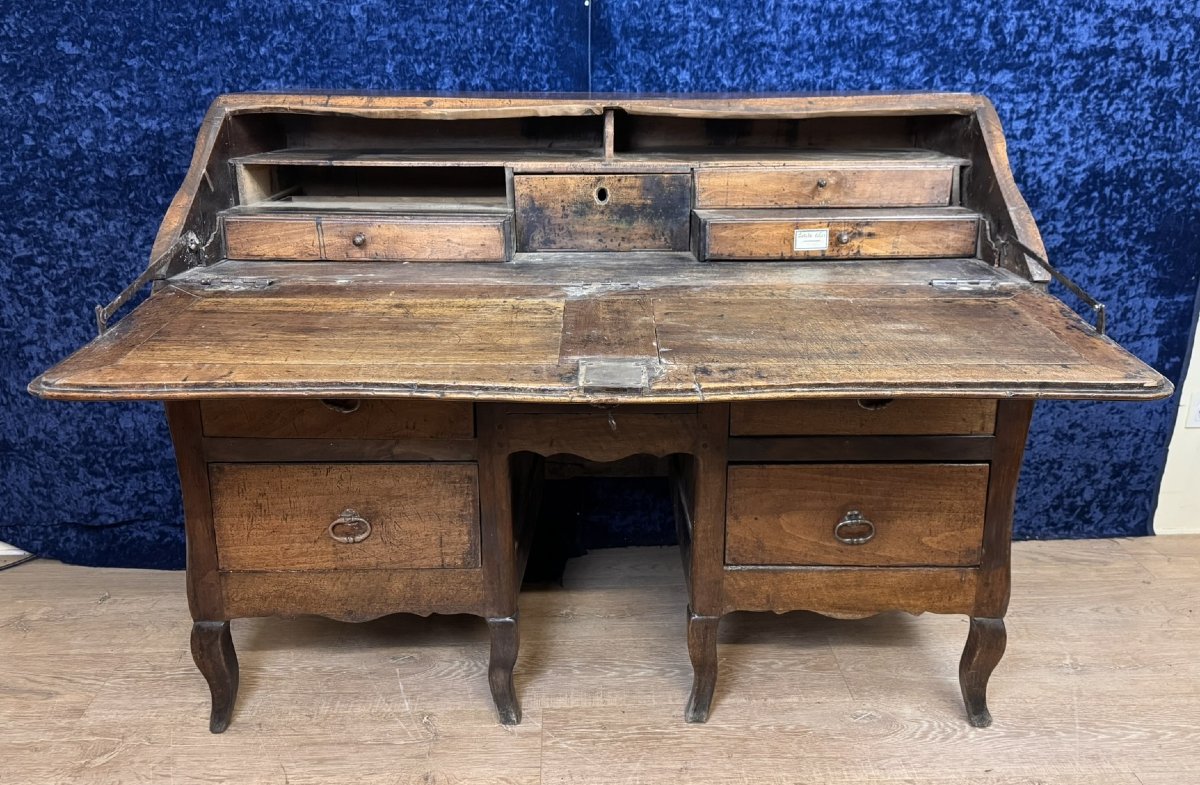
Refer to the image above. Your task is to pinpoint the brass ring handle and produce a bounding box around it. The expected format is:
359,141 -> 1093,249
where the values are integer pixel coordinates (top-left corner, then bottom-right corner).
320,398 -> 360,414
857,398 -> 895,411
328,508 -> 372,544
834,510 -> 875,545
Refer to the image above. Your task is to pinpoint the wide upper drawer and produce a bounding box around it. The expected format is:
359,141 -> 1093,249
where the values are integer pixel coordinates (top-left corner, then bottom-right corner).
694,165 -> 958,209
693,207 -> 979,261
222,211 -> 513,262
730,399 -> 997,436
726,463 -> 989,567
210,462 -> 481,571
200,399 -> 473,440
514,174 -> 692,252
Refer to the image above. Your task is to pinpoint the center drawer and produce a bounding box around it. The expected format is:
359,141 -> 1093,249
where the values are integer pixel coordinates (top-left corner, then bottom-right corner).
514,174 -> 692,252
210,463 -> 481,571
725,463 -> 989,567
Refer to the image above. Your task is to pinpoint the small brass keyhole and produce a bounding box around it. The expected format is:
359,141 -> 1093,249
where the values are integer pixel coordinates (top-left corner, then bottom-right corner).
594,186 -> 610,205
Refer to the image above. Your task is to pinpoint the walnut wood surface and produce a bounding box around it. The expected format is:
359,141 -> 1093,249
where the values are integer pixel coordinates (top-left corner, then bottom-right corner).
725,464 -> 989,567
730,398 -> 997,436
514,174 -> 691,251
693,164 -> 956,209
224,211 -> 512,262
200,398 -> 474,440
209,463 -> 481,571
694,207 -> 979,260
721,566 -> 979,616
32,257 -> 1170,402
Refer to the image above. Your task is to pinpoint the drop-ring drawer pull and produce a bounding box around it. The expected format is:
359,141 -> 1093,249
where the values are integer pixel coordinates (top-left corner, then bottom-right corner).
328,508 -> 372,544
320,398 -> 361,414
834,510 -> 875,545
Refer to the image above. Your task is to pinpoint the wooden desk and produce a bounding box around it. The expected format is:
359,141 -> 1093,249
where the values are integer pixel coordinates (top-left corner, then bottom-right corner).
31,93 -> 1170,733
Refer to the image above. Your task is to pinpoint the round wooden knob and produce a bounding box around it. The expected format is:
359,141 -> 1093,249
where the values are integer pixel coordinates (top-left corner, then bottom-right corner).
328,509 -> 372,544
352,232 -> 367,247
834,510 -> 875,545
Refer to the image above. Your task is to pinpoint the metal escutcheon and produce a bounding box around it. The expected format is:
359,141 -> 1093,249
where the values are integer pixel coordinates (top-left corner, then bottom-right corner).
834,510 -> 875,545
328,508 -> 372,544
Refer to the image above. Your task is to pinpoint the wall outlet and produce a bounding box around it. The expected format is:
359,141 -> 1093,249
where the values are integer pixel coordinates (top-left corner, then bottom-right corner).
1187,392 -> 1200,429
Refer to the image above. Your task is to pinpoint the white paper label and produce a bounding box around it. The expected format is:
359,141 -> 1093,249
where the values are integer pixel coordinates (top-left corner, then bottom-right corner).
793,228 -> 829,251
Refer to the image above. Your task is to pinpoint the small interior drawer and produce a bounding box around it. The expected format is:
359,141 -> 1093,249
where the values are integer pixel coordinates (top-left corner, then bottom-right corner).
730,399 -> 997,436
223,211 -> 512,262
514,174 -> 692,251
211,463 -> 481,571
694,165 -> 956,209
725,463 -> 989,567
201,399 -> 473,440
692,207 -> 978,261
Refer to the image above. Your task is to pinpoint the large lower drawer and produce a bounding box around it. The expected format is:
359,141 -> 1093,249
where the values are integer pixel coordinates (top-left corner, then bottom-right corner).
514,174 -> 692,251
730,399 -> 997,436
223,211 -> 512,262
210,463 -> 481,571
725,463 -> 989,567
693,207 -> 978,260
201,399 -> 474,440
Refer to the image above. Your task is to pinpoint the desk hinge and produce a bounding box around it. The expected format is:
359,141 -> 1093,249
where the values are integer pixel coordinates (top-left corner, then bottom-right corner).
980,220 -> 1107,335
929,279 -> 1014,293
94,231 -> 203,335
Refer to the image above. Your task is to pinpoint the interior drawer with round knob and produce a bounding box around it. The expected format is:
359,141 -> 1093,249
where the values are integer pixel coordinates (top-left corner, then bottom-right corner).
725,463 -> 989,567
222,211 -> 513,262
694,164 -> 959,209
692,207 -> 978,261
514,174 -> 692,251
210,463 -> 481,571
730,399 -> 997,437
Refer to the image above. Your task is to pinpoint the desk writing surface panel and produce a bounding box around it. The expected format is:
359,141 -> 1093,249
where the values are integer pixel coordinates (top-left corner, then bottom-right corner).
32,255 -> 1168,401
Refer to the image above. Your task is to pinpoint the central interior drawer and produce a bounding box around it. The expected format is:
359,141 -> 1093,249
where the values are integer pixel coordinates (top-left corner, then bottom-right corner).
692,207 -> 978,260
210,462 -> 481,571
725,463 -> 989,567
514,174 -> 692,251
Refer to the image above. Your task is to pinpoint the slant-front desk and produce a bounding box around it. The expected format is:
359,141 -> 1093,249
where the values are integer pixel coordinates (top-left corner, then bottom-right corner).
32,93 -> 1170,733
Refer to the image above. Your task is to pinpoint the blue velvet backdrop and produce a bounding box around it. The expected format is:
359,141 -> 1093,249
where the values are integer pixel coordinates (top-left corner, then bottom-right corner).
2,1 -> 1196,568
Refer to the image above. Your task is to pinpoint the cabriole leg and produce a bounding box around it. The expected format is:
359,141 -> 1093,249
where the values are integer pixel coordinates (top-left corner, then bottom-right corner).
190,620 -> 239,733
958,616 -> 1006,727
487,614 -> 521,725
685,607 -> 719,723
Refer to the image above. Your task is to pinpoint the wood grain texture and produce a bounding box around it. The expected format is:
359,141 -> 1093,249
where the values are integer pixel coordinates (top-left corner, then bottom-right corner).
730,398 -> 997,436
694,164 -> 956,208
32,257 -> 1172,402
200,398 -> 473,440
209,463 -> 480,571
725,464 -> 989,567
721,565 -> 979,615
224,211 -> 512,262
694,207 -> 979,260
514,174 -> 691,251
4,539 -> 1200,783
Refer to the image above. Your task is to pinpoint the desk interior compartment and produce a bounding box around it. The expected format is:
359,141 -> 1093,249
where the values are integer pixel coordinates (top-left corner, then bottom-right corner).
692,207 -> 979,261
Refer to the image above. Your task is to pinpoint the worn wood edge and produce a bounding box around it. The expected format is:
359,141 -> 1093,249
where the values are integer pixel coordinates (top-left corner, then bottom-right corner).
201,437 -> 477,462
721,566 -> 978,616
219,568 -> 486,621
727,435 -> 995,462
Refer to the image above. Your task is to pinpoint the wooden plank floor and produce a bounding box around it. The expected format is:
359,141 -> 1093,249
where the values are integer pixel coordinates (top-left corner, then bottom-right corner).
2,537 -> 1198,784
